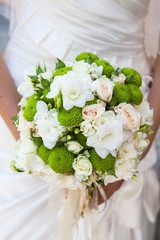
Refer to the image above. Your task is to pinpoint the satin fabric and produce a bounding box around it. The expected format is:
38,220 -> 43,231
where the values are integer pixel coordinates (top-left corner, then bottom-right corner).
0,0 -> 160,239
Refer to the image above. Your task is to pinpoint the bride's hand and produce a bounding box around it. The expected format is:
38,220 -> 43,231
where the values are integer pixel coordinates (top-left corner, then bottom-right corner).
97,180 -> 124,205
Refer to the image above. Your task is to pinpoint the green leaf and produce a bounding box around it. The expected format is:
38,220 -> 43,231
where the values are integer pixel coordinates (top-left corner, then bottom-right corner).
28,75 -> 38,81
139,124 -> 150,132
10,114 -> 19,126
41,78 -> 50,88
36,64 -> 44,75
111,68 -> 121,77
55,58 -> 65,70
30,130 -> 43,147
126,74 -> 135,80
107,169 -> 117,177
13,166 -> 25,172
146,129 -> 154,135
97,179 -> 104,185
85,54 -> 94,65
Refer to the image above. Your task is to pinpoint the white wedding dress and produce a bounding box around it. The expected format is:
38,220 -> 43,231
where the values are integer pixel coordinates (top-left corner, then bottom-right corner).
0,0 -> 160,239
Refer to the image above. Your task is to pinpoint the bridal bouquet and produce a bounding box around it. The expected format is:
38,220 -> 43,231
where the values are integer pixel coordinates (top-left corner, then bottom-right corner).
11,52 -> 153,193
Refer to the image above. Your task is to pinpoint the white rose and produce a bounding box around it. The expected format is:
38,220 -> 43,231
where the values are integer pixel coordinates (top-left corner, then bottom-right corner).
66,141 -> 83,154
91,78 -> 114,102
73,155 -> 92,181
87,111 -> 124,158
115,103 -> 140,132
134,99 -> 153,126
73,61 -> 92,74
115,158 -> 139,181
80,120 -> 95,137
117,141 -> 138,160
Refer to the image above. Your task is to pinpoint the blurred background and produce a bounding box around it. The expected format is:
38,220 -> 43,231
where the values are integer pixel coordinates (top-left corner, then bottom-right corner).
0,3 -> 160,240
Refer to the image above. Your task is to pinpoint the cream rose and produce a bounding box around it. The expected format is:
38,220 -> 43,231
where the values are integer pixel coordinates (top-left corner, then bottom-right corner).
91,78 -> 114,102
82,104 -> 105,121
73,155 -> 92,181
115,103 -> 140,132
134,99 -> 153,126
112,73 -> 126,84
66,141 -> 83,154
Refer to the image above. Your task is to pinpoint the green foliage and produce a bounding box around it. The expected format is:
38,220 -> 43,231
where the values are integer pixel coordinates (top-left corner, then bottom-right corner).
95,59 -> 114,78
128,84 -> 143,105
23,94 -> 38,121
75,52 -> 99,62
108,97 -> 118,107
121,68 -> 142,87
10,114 -> 19,126
48,147 -> 75,174
55,58 -> 65,70
113,83 -> 131,104
58,106 -> 82,127
53,67 -> 72,78
38,144 -> 51,163
89,149 -> 116,172
42,87 -> 54,104
75,132 -> 91,150
36,63 -> 44,75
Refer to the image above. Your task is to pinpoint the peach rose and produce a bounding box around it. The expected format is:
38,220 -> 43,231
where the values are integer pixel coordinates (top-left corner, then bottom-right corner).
82,104 -> 105,121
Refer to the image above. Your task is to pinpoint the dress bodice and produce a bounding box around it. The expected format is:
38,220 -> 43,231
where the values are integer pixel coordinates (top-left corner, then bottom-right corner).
5,0 -> 152,89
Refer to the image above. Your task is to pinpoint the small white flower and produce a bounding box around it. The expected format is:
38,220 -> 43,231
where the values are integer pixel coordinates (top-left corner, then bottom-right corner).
112,73 -> 126,84
117,141 -> 138,160
134,99 -> 153,126
25,154 -> 45,173
82,104 -> 105,121
18,70 -> 35,97
115,103 -> 141,132
91,78 -> 114,102
66,141 -> 83,154
39,70 -> 53,80
90,63 -> 103,79
34,101 -> 66,149
80,120 -> 95,137
73,155 -> 92,181
134,132 -> 149,152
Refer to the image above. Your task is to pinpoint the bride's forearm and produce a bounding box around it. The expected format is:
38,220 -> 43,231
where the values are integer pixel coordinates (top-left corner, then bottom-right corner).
0,56 -> 20,140
148,54 -> 160,141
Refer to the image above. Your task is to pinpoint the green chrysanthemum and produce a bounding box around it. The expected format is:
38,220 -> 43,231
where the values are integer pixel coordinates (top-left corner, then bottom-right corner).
85,96 -> 98,106
48,147 -> 74,173
89,149 -> 116,172
121,68 -> 142,87
23,94 -> 38,121
38,144 -> 51,164
128,84 -> 143,105
75,52 -> 99,62
58,106 -> 82,127
113,83 -> 131,104
95,59 -> 114,78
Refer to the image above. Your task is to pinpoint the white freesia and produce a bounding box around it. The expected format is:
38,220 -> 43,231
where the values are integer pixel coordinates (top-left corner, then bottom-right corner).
80,120 -> 95,137
112,73 -> 126,84
25,154 -> 45,173
117,141 -> 138,160
73,155 -> 92,181
90,62 -> 103,79
39,69 -> 53,80
66,141 -> 83,154
18,70 -> 35,97
18,97 -> 28,108
87,111 -> 124,158
115,103 -> 141,132
82,104 -> 105,121
34,101 -> 66,149
47,71 -> 94,110
134,99 -> 153,126
91,78 -> 114,102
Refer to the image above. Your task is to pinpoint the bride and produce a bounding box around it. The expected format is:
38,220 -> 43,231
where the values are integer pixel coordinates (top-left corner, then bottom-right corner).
0,0 -> 160,239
